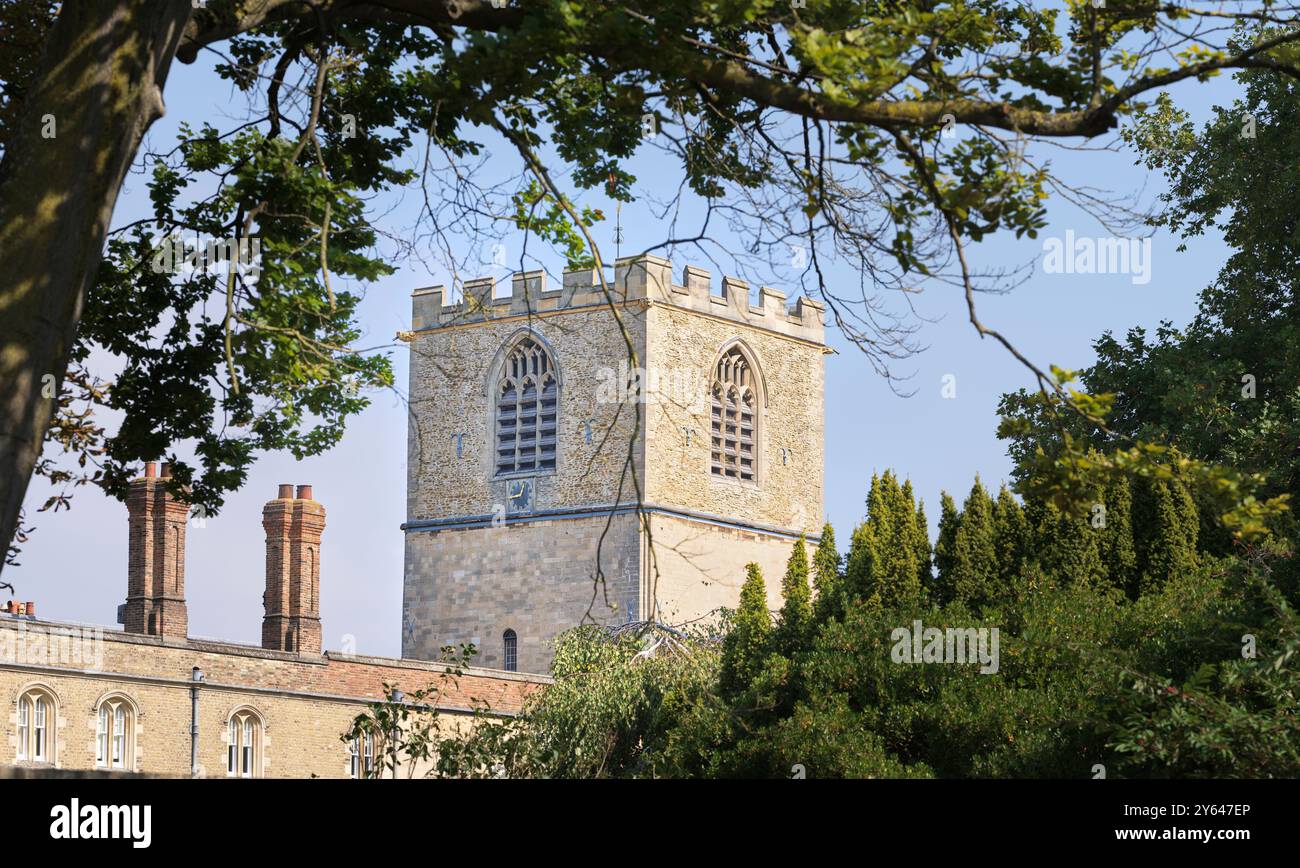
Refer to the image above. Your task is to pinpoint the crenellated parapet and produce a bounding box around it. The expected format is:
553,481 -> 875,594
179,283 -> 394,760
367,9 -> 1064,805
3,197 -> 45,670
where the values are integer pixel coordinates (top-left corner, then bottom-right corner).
411,253 -> 826,344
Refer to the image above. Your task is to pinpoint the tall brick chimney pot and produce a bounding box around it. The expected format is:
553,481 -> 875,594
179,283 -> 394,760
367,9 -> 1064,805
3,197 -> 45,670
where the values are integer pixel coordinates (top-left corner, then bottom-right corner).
123,469 -> 188,639
262,486 -> 325,654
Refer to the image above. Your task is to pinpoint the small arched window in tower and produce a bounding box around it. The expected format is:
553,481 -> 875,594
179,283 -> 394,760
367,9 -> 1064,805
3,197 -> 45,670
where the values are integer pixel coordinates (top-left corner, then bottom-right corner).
711,345 -> 758,482
496,337 -> 558,475
502,629 -> 518,672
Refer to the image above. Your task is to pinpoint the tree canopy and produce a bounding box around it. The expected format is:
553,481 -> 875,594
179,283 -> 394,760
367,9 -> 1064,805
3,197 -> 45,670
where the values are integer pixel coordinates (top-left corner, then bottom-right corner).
5,1 -> 1300,571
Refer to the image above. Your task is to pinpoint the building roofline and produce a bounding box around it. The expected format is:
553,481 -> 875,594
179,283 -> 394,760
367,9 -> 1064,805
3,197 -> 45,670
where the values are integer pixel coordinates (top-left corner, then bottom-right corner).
0,614 -> 552,685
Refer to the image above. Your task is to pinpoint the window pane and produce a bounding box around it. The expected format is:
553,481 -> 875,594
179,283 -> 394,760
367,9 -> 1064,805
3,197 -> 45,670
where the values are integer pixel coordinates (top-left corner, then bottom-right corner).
242,718 -> 254,777
711,348 -> 758,481
16,699 -> 28,760
228,719 -> 237,775
496,339 -> 557,476
503,630 -> 518,672
96,705 -> 108,766
112,706 -> 126,768
33,697 -> 46,761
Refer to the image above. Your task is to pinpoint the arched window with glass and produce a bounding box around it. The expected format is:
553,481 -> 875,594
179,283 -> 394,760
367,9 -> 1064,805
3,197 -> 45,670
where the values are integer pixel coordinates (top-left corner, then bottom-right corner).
503,629 -> 518,672
15,687 -> 56,764
495,336 -> 558,476
95,694 -> 136,770
710,343 -> 762,483
227,708 -> 264,778
349,731 -> 375,779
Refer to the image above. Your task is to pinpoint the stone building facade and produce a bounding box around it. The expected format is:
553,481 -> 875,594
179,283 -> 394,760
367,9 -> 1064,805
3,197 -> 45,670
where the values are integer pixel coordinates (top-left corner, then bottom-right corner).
0,465 -> 542,779
0,253 -> 828,777
403,254 -> 828,673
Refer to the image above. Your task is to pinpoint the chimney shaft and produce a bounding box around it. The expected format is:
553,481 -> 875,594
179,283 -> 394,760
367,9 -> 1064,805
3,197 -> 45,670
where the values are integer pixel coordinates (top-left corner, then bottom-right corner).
262,484 -> 324,654
123,464 -> 189,639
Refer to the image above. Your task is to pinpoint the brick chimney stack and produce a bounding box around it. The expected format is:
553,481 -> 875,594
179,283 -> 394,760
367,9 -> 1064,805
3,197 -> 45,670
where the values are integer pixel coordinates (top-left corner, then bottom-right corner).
262,484 -> 325,654
123,461 -> 189,639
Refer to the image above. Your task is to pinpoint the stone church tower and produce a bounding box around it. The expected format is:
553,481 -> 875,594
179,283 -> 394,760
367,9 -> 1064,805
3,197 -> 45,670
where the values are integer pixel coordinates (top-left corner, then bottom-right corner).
402,254 -> 826,673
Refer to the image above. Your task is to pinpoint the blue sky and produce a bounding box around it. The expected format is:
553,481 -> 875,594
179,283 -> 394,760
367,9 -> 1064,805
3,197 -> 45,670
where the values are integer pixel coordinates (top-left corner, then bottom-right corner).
11,39 -> 1242,658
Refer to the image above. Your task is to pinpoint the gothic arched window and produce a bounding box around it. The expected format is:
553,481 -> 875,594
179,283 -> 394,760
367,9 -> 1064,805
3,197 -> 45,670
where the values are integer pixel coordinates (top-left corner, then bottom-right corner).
227,708 -> 264,778
95,694 -> 136,770
711,345 -> 760,482
502,629 -> 518,672
495,337 -> 558,475
349,731 -> 375,779
15,687 -> 56,763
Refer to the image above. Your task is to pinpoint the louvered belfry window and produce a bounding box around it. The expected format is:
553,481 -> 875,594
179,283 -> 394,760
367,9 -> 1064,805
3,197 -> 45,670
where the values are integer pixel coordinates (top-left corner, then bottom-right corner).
496,337 -> 558,475
711,346 -> 757,481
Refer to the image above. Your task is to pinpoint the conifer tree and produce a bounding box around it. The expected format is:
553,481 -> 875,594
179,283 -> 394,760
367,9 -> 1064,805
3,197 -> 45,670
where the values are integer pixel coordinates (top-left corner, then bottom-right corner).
1098,476 -> 1138,597
1033,501 -> 1105,590
992,484 -> 1031,582
883,473 -> 923,606
914,498 -> 933,595
720,563 -> 772,696
933,491 -> 961,604
848,472 -> 924,608
951,477 -> 999,609
775,537 -> 812,656
811,522 -> 842,624
1137,479 -> 1200,596
843,519 -> 879,607
1172,475 -> 1201,554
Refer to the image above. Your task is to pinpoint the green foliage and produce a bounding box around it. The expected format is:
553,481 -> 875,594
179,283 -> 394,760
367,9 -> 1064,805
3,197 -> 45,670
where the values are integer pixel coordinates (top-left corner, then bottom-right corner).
950,477 -> 1000,609
0,0 -> 56,157
933,491 -> 960,604
992,483 -> 1031,593
425,477 -> 1300,778
1000,60 -> 1300,544
1030,500 -> 1105,591
719,564 -> 773,697
441,625 -> 720,779
1098,476 -> 1139,596
1110,545 -> 1300,777
846,471 -> 925,608
340,649 -> 487,779
1134,477 -> 1200,596
775,537 -> 812,657
811,522 -> 843,624
909,484 -> 934,592
999,370 -> 1288,543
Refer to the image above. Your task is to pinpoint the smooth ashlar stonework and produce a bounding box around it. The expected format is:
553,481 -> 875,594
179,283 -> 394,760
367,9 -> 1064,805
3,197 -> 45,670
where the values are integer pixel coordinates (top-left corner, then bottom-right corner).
404,513 -> 641,673
402,255 -> 827,672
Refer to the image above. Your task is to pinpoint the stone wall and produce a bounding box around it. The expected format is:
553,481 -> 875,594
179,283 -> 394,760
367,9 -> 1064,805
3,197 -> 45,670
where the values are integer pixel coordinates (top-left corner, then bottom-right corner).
402,254 -> 827,672
644,302 -> 825,535
646,513 -> 817,625
0,618 -> 543,779
403,513 -> 642,672
406,299 -> 648,521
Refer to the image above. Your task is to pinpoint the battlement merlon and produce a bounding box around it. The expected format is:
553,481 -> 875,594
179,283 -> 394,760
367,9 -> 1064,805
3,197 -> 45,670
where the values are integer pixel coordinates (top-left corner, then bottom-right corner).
410,253 -> 826,344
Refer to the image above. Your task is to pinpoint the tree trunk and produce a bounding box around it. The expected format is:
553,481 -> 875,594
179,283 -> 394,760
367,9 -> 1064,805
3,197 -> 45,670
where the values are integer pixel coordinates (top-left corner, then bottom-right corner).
0,0 -> 192,578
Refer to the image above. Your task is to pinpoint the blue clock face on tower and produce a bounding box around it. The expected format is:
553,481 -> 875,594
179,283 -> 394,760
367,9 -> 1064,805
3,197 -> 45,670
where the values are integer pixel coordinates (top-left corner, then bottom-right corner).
506,479 -> 532,515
